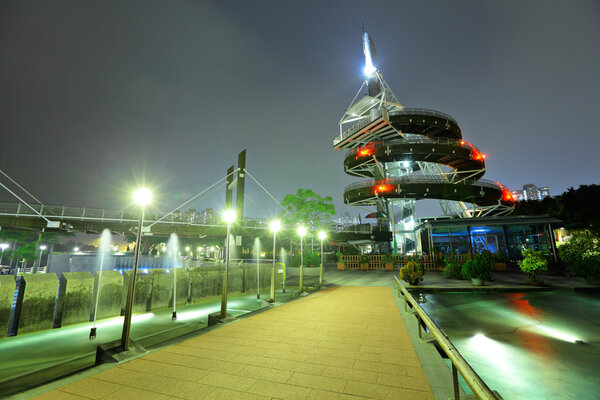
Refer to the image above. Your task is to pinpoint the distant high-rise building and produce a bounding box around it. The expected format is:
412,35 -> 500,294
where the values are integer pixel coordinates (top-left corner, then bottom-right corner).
523,184 -> 538,201
518,184 -> 550,201
200,208 -> 216,224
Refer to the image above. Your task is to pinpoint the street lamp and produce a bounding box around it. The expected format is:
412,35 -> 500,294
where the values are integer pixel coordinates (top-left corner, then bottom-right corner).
73,247 -> 80,253
269,220 -> 281,302
121,187 -> 151,351
297,225 -> 307,292
0,243 -> 9,266
221,209 -> 235,317
35,244 -> 47,273
318,231 -> 327,286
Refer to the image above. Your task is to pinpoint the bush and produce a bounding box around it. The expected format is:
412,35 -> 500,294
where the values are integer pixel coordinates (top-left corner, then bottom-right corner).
573,256 -> 600,282
359,254 -> 370,264
558,233 -> 600,265
443,260 -> 463,280
336,251 -> 346,264
290,251 -> 320,268
382,253 -> 394,264
518,249 -> 548,282
434,256 -> 447,270
399,261 -> 424,285
462,252 -> 492,281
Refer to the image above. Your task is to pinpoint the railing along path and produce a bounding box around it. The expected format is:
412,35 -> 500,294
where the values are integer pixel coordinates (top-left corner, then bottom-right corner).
394,276 -> 501,400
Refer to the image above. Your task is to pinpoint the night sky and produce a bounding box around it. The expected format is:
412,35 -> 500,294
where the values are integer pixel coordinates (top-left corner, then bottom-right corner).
1,1 -> 599,220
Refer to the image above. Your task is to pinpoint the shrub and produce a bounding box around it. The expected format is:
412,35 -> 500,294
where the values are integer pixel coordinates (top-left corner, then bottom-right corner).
443,260 -> 463,280
558,233 -> 600,265
518,249 -> 548,282
462,253 -> 492,281
382,253 -> 394,264
336,251 -> 346,264
434,255 -> 447,270
573,255 -> 600,282
359,254 -> 370,264
399,260 -> 424,285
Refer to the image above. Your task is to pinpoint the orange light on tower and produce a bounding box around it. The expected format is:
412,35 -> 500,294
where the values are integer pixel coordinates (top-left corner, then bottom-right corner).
374,184 -> 392,194
358,148 -> 373,157
502,189 -> 514,203
356,143 -> 375,158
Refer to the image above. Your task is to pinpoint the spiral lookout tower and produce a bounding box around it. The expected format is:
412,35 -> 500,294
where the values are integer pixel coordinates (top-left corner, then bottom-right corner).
334,32 -> 515,254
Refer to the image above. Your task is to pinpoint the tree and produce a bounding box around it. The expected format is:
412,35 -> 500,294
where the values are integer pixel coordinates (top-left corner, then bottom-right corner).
513,184 -> 600,234
281,188 -> 335,229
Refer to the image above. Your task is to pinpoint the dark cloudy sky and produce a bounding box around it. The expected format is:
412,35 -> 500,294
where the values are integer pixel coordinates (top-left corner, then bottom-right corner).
1,1 -> 599,220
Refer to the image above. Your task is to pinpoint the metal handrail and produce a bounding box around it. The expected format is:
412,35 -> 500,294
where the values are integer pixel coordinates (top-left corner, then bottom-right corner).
344,177 -> 503,192
393,276 -> 500,400
335,107 -> 458,144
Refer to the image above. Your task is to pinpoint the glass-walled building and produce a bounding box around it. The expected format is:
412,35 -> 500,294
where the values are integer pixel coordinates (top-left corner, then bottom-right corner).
417,215 -> 561,261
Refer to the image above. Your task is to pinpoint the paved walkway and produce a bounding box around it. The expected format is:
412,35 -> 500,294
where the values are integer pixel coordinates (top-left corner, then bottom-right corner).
32,287 -> 434,400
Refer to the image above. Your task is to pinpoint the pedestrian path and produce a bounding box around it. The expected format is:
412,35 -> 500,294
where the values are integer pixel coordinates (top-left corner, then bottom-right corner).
32,286 -> 434,400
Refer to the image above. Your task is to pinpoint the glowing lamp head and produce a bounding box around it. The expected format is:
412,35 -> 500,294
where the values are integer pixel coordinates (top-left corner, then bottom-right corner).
73,247 -> 80,252
133,188 -> 152,206
39,245 -> 47,251
223,209 -> 236,224
185,246 -> 190,252
297,225 -> 307,237
0,243 -> 9,251
363,64 -> 376,76
318,231 -> 327,241
210,246 -> 215,251
197,247 -> 203,252
269,220 -> 281,233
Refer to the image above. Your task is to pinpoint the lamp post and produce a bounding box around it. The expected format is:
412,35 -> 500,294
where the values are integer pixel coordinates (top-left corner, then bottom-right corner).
297,226 -> 307,292
269,220 -> 281,302
318,231 -> 326,286
221,210 -> 235,318
35,245 -> 47,273
121,187 -> 151,351
0,243 -> 9,266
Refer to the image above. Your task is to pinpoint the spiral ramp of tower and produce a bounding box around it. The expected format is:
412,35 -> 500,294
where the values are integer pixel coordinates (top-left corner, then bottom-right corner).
334,49 -> 514,252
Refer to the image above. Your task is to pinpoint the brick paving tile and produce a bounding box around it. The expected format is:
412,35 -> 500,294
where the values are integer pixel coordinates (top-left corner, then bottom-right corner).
352,360 -> 426,378
149,378 -> 217,399
237,365 -> 293,383
376,372 -> 431,391
58,378 -> 121,399
344,380 -> 435,400
192,358 -> 247,374
246,380 -> 311,400
262,348 -> 309,362
321,366 -> 378,384
304,354 -> 352,368
207,388 -> 271,400
118,359 -> 211,382
287,372 -> 347,393
92,368 -> 152,389
332,350 -> 380,362
31,392 -> 86,400
306,389 -> 368,400
98,386 -> 172,400
197,372 -> 257,391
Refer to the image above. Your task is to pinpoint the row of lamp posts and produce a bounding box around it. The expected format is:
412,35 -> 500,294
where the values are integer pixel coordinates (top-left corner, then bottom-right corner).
120,188 -> 328,351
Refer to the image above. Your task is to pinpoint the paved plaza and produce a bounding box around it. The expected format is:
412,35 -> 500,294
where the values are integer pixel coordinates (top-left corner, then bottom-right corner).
29,286 -> 434,400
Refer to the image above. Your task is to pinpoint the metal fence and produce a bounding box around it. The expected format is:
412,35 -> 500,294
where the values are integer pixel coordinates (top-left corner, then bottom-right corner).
341,254 -> 470,270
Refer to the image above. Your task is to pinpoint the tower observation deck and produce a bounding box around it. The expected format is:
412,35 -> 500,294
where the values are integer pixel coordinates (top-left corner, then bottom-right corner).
334,32 -> 514,253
